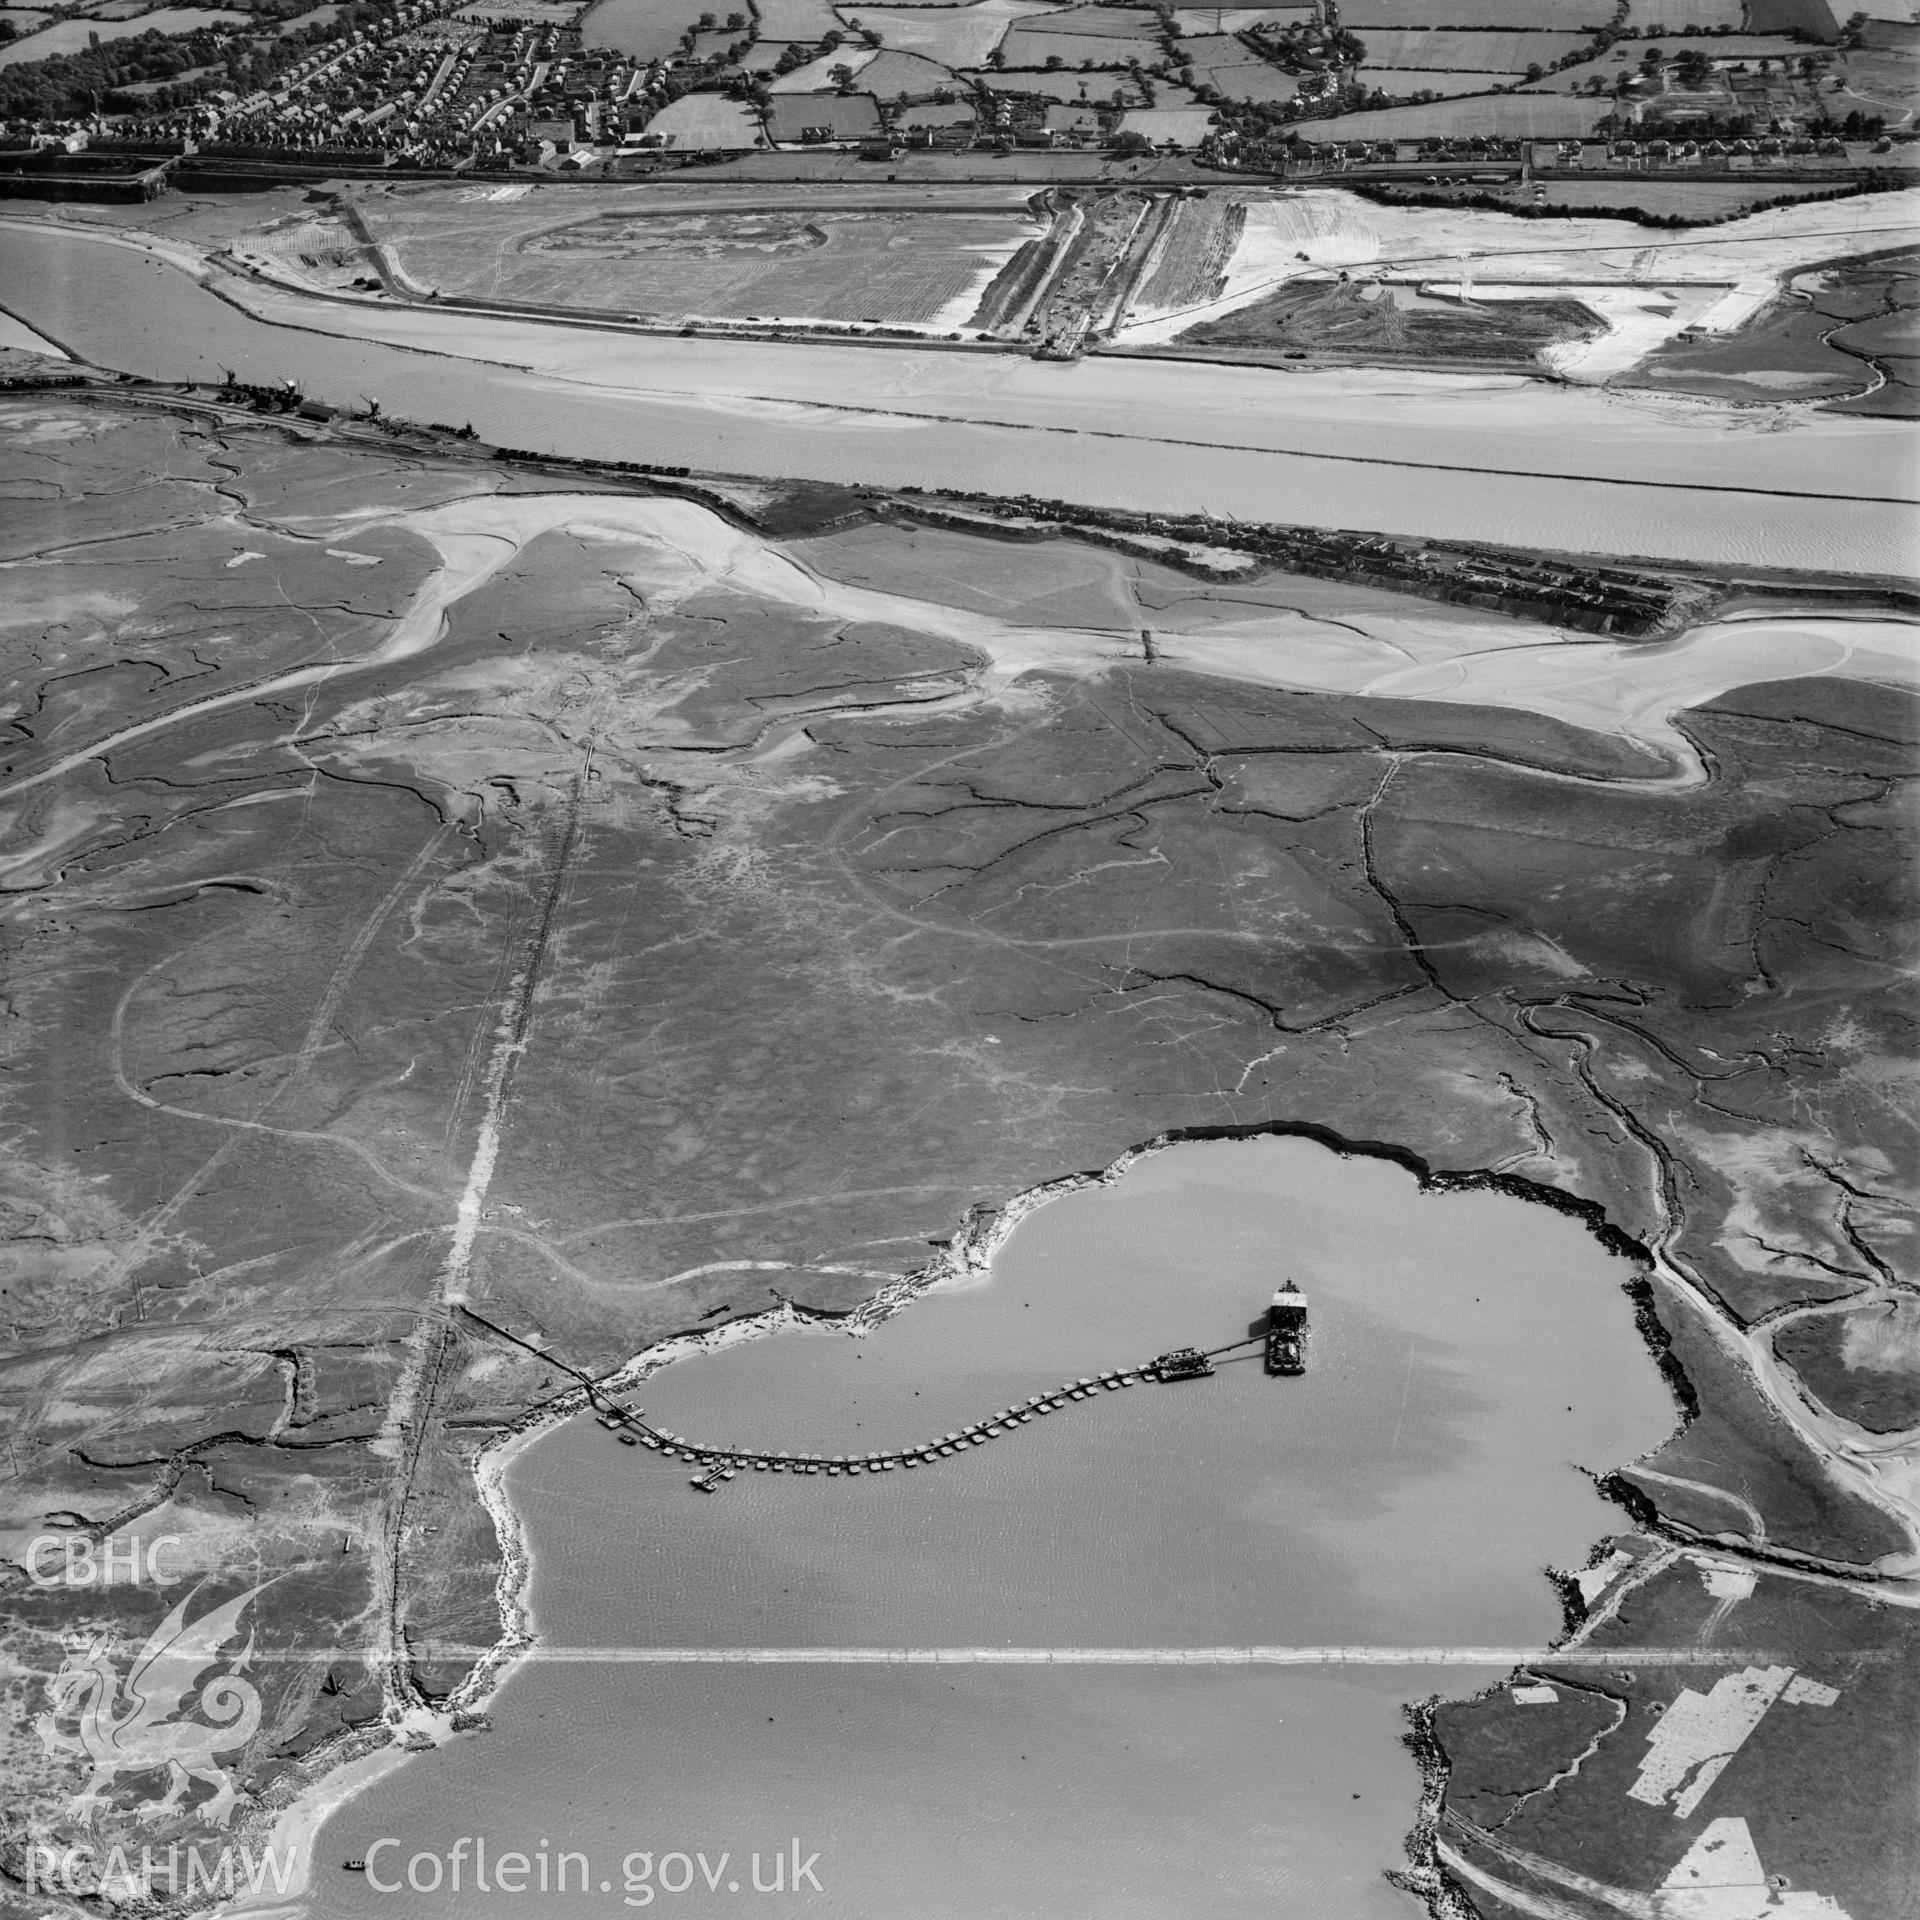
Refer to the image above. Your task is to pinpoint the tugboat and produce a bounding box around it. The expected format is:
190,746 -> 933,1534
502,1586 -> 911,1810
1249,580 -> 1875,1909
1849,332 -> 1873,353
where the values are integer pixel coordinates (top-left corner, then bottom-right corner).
1265,1284 -> 1308,1376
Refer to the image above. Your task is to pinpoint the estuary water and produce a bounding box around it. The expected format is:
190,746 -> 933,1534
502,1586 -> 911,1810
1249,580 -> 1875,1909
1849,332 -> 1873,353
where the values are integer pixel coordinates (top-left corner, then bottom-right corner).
310,1136 -> 1679,1918
2,221 -> 1916,573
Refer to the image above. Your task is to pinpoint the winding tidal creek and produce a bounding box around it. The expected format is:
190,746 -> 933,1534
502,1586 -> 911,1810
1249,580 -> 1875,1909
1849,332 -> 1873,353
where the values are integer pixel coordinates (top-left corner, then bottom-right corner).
312,1135 -> 1679,1917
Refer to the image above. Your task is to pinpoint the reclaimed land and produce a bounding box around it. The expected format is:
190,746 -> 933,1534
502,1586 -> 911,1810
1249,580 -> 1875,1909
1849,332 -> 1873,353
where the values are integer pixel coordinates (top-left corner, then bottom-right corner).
348,182 -> 1045,326
0,395 -> 1913,1913
1624,243 -> 1920,417
1431,1558 -> 1920,1912
1167,277 -> 1599,374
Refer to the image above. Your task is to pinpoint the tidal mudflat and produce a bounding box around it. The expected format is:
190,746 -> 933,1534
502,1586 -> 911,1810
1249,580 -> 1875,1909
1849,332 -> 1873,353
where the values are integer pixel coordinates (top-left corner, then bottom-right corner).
3,372 -> 1911,1916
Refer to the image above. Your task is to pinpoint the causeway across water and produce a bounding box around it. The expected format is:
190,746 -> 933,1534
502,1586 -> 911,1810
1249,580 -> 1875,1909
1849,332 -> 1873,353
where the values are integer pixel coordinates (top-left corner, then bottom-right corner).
596,1338 -> 1265,1491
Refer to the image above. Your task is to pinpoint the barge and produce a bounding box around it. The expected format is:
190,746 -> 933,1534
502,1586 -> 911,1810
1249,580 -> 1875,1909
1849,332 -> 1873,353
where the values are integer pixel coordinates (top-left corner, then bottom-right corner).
1265,1284 -> 1308,1376
1150,1347 -> 1214,1382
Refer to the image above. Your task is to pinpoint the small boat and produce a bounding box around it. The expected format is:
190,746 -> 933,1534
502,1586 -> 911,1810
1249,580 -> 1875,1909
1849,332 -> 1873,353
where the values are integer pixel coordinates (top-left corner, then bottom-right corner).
344,1860 -> 367,1874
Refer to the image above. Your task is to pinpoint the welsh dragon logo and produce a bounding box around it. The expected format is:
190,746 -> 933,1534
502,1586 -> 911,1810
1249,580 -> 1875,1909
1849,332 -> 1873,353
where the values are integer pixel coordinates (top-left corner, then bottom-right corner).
34,1581 -> 269,1828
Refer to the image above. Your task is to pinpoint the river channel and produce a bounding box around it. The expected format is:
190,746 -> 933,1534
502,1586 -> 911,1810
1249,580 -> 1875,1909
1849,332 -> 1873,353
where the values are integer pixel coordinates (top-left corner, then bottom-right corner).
309,1135 -> 1678,1918
2,221 -> 1916,574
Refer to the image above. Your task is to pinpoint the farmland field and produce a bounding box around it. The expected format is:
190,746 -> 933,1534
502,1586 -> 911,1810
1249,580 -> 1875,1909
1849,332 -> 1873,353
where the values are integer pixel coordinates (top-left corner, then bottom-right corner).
962,62 -> 1145,92
1745,0 -> 1840,32
754,0 -> 842,33
1196,61 -> 1301,98
768,47 -> 878,87
860,48 -> 960,90
1526,48 -> 1655,85
642,96 -> 768,146
767,91 -> 885,136
0,7 -> 231,63
580,0 -> 722,60
1346,27 -> 1593,67
897,98 -> 977,123
1630,0 -> 1747,21
1177,31 -> 1267,62
857,0 -> 1059,64
1171,5 -> 1312,26
361,198 -> 1044,323
1019,3 -> 1162,30
998,25 -> 1158,60
1117,104 -> 1219,140
1632,33 -> 1832,54
1840,45 -> 1920,121
1297,91 -> 1608,133
1345,0 -> 1620,18
1363,66 -> 1538,94
1521,39 -> 1822,89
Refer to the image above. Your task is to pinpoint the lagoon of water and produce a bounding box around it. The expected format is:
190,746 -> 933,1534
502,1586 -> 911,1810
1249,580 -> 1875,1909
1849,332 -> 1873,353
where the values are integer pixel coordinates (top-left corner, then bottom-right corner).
1,224 -> 1914,573
310,1135 -> 1678,1918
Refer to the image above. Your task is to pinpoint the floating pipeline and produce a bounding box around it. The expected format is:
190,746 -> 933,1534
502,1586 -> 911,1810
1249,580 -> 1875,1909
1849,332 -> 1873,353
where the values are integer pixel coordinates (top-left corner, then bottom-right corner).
601,1339 -> 1267,1493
